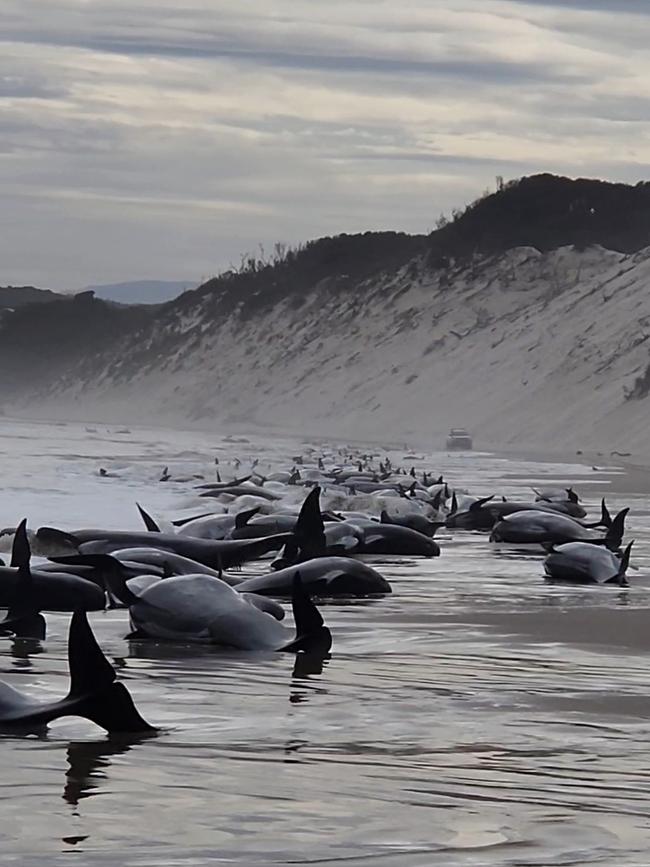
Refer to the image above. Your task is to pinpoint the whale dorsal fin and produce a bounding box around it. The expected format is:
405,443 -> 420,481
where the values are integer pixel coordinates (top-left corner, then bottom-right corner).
63,610 -> 156,732
136,504 -> 161,533
68,608 -> 116,697
279,573 -> 332,654
10,518 -> 30,570
470,495 -> 494,512
235,507 -> 261,529
293,487 -> 325,559
3,520 -> 45,639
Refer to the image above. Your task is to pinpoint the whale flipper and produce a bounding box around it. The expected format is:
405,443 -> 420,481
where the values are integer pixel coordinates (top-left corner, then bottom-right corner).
279,573 -> 332,654
605,508 -> 629,551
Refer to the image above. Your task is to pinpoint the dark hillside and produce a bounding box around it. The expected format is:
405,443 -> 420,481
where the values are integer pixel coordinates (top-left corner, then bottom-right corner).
0,286 -> 62,309
0,291 -> 155,394
429,174 -> 650,261
175,231 -> 427,319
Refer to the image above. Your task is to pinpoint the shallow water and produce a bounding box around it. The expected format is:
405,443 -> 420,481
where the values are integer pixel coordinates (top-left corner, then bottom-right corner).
1,417 -> 650,865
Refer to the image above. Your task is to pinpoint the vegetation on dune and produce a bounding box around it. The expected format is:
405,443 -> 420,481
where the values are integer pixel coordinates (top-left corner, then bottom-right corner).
429,173 -> 650,262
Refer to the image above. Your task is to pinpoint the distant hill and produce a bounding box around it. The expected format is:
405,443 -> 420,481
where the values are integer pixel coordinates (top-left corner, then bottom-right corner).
0,286 -> 62,309
0,290 -> 155,391
84,280 -> 195,305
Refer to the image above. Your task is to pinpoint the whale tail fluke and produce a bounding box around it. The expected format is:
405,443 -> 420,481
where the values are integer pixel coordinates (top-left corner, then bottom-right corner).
64,610 -> 156,733
53,553 -> 139,607
605,508 -> 629,551
583,498 -> 612,530
599,498 -> 612,529
606,540 -> 634,586
279,573 -> 332,654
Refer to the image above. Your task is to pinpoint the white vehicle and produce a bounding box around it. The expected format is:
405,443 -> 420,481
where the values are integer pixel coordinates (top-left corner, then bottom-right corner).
446,428 -> 473,450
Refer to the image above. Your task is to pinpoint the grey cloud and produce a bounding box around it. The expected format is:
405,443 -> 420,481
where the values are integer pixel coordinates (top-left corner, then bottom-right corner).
0,0 -> 648,288
338,151 -> 531,170
0,75 -> 66,99
518,0 -> 650,12
0,30 -> 583,86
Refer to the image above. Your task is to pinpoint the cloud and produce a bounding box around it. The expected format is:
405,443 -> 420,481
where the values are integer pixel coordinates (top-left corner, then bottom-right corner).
0,0 -> 649,289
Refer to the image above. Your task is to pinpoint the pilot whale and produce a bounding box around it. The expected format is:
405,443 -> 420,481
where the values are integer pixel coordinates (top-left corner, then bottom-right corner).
0,521 -> 105,613
490,508 -> 628,548
235,556 -> 392,597
108,572 -> 332,652
544,540 -> 633,586
37,526 -> 292,570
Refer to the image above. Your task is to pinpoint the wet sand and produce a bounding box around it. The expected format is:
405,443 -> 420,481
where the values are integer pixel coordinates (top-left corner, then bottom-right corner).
1,418 -> 650,866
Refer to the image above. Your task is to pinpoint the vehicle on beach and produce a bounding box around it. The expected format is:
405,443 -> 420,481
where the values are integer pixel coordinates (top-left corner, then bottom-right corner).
446,428 -> 473,450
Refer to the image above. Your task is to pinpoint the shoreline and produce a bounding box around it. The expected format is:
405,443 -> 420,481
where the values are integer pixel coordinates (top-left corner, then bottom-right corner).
5,407 -> 650,493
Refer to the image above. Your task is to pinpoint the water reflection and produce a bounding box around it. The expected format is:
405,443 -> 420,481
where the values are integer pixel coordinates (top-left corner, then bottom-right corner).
292,652 -> 330,680
10,637 -> 44,664
289,653 -> 331,703
63,736 -> 152,807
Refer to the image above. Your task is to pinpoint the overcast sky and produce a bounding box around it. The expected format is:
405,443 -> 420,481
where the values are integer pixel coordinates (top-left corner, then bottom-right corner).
1,0 -> 649,290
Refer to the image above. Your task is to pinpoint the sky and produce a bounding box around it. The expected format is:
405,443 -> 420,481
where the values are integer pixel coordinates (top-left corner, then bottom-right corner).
1,0 -> 649,290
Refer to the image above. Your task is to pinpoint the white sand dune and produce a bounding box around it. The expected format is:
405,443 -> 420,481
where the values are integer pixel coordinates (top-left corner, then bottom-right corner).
15,244 -> 650,455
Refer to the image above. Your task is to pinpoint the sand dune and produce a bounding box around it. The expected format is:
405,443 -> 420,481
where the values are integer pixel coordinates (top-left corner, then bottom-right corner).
12,244 -> 650,456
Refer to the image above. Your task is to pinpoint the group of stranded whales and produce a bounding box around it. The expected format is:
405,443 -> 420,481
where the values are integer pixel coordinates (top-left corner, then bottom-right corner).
0,448 -> 636,734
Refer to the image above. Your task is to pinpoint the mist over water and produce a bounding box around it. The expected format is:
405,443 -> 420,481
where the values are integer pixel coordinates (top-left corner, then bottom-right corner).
0,417 -> 649,866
